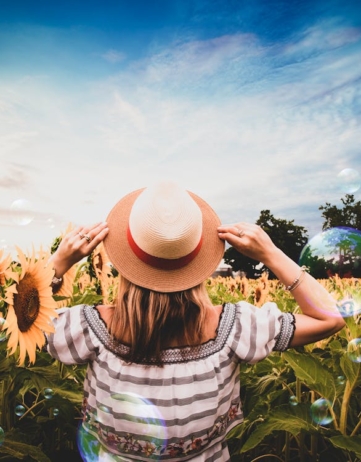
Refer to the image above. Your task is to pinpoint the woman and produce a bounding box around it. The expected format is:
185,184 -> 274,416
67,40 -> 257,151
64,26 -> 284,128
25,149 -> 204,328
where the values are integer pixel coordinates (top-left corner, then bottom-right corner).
48,182 -> 345,461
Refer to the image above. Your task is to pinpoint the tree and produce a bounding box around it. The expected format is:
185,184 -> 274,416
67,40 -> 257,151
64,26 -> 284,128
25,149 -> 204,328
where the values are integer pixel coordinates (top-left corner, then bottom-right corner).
224,210 -> 309,278
319,194 -> 361,231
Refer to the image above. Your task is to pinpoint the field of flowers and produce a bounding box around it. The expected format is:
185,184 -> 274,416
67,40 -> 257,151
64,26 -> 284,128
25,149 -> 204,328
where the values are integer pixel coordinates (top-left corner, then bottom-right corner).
0,237 -> 360,461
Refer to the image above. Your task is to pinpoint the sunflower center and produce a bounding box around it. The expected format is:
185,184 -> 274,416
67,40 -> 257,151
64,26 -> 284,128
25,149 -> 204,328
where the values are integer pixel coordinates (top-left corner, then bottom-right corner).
14,274 -> 40,332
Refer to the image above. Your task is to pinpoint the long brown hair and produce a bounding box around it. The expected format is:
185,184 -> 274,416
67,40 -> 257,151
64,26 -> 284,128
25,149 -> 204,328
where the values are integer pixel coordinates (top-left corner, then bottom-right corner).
109,276 -> 212,365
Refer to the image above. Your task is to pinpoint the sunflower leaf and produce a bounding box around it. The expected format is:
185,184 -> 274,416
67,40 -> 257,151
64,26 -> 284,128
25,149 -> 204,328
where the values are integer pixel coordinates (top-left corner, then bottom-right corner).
239,403 -> 316,453
329,435 -> 361,458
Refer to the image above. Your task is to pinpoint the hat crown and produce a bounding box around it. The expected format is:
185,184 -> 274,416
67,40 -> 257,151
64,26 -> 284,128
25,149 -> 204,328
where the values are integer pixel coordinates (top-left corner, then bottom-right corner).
129,182 -> 202,259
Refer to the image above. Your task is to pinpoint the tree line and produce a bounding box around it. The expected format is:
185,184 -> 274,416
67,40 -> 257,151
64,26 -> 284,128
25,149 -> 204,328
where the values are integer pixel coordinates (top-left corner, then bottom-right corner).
224,194 -> 361,279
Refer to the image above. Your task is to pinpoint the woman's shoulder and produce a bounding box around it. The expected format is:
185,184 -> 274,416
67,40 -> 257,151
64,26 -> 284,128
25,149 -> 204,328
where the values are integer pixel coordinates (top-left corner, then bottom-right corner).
94,304 -> 114,327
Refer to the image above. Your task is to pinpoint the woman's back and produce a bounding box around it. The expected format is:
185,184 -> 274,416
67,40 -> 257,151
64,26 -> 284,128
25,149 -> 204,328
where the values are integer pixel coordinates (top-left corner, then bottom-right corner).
47,300 -> 293,461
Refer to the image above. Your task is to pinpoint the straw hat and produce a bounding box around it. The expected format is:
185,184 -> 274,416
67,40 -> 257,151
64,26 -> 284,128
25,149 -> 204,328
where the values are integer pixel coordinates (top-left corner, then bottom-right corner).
103,182 -> 225,292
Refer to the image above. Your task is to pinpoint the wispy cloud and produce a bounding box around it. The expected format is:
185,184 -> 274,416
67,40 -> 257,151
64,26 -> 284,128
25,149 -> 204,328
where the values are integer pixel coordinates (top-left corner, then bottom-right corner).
101,49 -> 126,63
0,165 -> 30,189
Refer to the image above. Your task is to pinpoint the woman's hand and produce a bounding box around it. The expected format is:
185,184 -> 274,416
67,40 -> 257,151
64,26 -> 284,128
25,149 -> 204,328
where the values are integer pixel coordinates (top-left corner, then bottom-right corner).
217,222 -> 279,265
49,222 -> 109,279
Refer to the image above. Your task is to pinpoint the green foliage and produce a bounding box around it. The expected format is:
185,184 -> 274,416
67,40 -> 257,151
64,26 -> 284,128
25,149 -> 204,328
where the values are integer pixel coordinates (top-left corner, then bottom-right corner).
320,194 -> 361,231
0,348 -> 85,461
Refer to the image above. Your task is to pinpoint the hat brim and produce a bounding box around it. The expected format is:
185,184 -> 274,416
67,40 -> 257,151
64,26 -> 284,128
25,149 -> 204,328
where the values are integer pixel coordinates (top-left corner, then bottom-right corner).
103,188 -> 225,292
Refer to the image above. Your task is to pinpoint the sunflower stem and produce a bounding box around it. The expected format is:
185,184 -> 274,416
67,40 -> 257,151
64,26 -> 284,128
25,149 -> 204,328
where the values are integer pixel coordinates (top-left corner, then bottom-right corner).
19,398 -> 47,420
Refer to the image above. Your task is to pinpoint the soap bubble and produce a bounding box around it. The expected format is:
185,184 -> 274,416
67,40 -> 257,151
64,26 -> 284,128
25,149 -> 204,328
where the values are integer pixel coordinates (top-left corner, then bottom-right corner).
43,388 -> 55,399
0,427 -> 4,446
299,227 -> 361,279
77,424 -> 101,462
15,405 -> 26,417
337,375 -> 345,386
347,338 -> 361,363
310,398 -> 333,425
337,168 -> 360,194
10,199 -> 34,226
47,218 -> 56,229
336,298 -> 361,318
52,408 -> 60,416
289,396 -> 298,406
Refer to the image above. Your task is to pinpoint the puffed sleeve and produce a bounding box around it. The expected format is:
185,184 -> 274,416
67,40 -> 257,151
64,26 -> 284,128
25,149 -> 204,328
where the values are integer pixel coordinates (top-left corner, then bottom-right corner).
47,305 -> 101,364
231,301 -> 295,364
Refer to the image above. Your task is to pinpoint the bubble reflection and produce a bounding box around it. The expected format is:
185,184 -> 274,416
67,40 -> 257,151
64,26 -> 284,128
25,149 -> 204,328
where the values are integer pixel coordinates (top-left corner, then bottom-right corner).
299,227 -> 361,279
310,398 -> 333,425
44,388 -> 55,399
47,218 -> 56,229
347,339 -> 361,363
15,405 -> 26,417
78,393 -> 167,461
10,199 -> 34,226
337,298 -> 361,318
337,168 -> 360,194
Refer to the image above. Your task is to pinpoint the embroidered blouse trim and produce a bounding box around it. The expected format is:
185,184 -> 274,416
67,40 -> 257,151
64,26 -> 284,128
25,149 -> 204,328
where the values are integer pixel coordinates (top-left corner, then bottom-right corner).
81,398 -> 241,460
83,303 -> 236,364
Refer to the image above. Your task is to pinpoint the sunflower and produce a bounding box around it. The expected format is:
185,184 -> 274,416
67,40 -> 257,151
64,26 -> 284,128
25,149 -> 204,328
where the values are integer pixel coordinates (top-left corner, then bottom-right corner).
91,242 -> 117,304
4,247 -> 58,365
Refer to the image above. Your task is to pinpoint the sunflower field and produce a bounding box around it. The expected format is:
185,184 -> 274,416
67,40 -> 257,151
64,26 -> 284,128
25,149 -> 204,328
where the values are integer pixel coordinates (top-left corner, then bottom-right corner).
0,233 -> 360,461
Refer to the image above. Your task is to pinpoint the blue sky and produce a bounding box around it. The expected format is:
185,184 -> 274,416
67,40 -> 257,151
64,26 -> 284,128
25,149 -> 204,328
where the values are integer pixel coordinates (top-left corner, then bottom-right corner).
0,0 -> 361,253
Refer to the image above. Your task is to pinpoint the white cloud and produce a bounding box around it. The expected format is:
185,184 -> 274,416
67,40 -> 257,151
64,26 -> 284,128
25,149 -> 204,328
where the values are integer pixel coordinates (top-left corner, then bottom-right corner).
0,22 -> 360,252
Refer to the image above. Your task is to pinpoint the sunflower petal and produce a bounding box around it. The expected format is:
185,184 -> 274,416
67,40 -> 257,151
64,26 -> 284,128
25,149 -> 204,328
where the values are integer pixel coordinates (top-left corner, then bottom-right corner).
17,332 -> 28,366
15,247 -> 28,277
23,332 -> 36,364
7,327 -> 19,354
30,325 -> 46,349
5,305 -> 17,328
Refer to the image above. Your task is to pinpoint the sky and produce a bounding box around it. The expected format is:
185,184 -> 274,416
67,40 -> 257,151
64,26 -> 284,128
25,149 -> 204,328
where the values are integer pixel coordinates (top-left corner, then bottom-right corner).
0,0 -> 361,255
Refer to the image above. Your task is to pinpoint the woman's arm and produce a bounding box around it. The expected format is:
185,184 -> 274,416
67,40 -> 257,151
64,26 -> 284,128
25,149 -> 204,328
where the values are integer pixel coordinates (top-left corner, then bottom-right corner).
217,223 -> 346,347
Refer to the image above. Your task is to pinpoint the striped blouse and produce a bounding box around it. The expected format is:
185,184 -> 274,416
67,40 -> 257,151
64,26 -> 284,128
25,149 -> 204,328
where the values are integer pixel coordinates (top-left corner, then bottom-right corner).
47,302 -> 295,462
